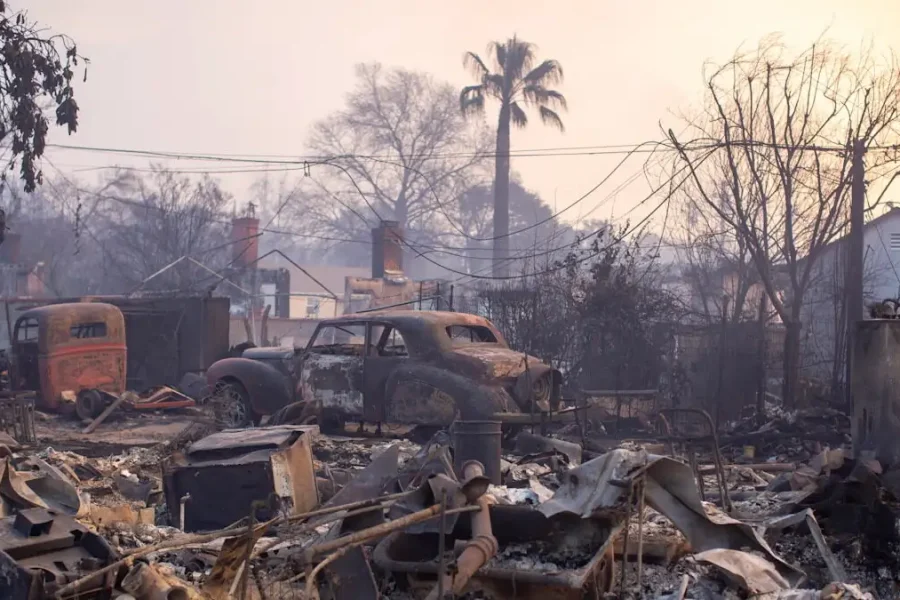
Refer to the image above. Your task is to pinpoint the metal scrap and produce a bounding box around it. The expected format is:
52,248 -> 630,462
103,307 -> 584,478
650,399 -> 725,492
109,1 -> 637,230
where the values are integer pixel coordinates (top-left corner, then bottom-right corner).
540,448 -> 805,585
695,548 -> 790,595
0,507 -> 118,600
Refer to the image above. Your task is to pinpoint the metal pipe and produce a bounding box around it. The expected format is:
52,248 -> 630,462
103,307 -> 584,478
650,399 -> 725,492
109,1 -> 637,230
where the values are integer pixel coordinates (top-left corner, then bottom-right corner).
179,493 -> 191,531
437,490 -> 448,600
121,562 -> 195,600
637,476 -> 646,598
305,505 -> 478,560
425,461 -> 498,600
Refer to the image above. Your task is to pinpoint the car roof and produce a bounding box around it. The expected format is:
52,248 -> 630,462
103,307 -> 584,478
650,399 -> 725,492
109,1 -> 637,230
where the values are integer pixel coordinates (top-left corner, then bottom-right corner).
314,310 -> 506,350
322,310 -> 495,329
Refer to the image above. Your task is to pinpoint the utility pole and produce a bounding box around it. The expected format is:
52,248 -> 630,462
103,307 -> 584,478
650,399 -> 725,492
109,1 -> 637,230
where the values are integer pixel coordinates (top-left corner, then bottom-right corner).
845,139 -> 866,411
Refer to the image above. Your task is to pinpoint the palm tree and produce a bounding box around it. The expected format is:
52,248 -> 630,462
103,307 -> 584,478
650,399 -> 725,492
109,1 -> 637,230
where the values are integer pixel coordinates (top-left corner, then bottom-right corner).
460,36 -> 566,277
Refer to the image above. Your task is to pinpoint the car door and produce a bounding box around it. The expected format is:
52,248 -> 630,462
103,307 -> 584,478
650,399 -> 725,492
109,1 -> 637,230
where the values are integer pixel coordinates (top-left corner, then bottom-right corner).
299,322 -> 367,420
362,323 -> 410,422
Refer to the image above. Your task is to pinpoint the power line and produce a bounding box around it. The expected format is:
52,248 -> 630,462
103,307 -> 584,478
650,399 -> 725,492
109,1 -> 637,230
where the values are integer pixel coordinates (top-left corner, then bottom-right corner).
432,151 -> 714,284
70,164 -> 310,175
45,141 -> 674,164
447,146 -> 718,286
35,139 -> 714,281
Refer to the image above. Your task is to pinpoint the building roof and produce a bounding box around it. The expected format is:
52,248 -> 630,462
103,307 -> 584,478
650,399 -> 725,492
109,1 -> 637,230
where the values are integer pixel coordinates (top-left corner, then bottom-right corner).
257,257 -> 370,297
800,206 -> 900,263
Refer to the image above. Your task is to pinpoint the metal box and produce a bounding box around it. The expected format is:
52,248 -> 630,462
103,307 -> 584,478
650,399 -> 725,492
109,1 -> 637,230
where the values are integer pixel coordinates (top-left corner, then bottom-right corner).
162,425 -> 319,532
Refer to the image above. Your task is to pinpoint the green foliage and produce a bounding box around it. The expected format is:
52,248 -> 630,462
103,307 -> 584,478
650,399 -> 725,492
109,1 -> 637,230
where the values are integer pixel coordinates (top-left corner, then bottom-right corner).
461,35 -> 566,132
0,3 -> 87,192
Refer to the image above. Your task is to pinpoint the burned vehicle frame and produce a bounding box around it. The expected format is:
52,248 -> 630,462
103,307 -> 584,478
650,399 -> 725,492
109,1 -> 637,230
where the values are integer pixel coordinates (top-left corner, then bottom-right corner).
205,310 -> 562,429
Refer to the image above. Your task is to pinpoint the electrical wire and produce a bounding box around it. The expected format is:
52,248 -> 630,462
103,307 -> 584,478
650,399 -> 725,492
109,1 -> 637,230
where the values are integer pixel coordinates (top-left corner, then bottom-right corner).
357,140 -> 668,244
412,150 -> 715,283
45,141 -> 673,164
35,138 -> 715,285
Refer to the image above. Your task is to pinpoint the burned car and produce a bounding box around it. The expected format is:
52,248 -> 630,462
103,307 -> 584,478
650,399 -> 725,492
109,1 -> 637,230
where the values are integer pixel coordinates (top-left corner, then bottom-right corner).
205,310 -> 561,429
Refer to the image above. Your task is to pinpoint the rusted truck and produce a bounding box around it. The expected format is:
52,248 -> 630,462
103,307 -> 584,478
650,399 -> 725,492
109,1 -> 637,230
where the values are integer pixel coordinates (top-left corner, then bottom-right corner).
10,302 -> 127,417
205,310 -> 562,429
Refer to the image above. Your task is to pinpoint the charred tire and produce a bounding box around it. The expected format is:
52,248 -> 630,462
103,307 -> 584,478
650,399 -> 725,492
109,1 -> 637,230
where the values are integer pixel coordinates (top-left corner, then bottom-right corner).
75,389 -> 105,421
212,381 -> 256,428
269,401 -> 311,426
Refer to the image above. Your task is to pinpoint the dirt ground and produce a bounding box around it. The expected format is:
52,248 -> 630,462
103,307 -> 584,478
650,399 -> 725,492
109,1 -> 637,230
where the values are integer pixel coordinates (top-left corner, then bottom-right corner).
32,408 -> 200,456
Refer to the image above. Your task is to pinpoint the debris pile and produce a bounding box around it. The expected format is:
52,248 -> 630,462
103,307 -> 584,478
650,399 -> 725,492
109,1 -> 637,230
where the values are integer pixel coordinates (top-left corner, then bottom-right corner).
0,407 -> 896,599
723,407 -> 852,463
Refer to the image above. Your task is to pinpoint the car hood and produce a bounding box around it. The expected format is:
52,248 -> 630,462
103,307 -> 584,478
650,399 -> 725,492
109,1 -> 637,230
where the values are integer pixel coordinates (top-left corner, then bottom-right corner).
448,344 -> 547,380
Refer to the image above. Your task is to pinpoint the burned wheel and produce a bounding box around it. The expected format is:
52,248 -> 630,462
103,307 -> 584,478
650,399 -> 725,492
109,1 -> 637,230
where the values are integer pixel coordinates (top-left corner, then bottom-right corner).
211,382 -> 254,429
76,389 -> 105,421
532,374 -> 552,407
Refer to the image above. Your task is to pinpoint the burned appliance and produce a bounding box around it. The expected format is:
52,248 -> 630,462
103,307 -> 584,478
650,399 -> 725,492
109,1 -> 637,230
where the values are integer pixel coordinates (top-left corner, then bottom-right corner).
162,425 -> 319,532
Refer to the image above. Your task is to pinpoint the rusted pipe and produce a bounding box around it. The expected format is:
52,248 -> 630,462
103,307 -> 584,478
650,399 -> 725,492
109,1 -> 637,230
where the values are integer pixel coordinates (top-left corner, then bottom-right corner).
304,505 -> 479,560
426,461 -> 498,600
121,562 -> 196,600
179,493 -> 191,531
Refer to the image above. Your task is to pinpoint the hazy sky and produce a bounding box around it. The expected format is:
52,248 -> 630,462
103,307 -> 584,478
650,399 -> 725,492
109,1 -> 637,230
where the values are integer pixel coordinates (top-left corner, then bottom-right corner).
26,0 -> 900,229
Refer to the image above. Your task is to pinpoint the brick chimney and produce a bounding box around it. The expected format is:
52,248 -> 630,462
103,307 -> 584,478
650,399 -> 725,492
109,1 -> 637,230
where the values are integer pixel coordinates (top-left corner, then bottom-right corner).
231,216 -> 260,267
372,221 -> 403,278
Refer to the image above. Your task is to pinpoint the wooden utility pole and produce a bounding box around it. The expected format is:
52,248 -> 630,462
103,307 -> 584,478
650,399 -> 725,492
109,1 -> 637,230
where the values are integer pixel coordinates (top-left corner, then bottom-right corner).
845,139 -> 866,411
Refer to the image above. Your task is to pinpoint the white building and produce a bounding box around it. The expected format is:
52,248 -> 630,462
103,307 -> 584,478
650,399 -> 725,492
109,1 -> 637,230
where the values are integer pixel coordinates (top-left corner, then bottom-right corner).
256,257 -> 369,319
800,206 -> 900,381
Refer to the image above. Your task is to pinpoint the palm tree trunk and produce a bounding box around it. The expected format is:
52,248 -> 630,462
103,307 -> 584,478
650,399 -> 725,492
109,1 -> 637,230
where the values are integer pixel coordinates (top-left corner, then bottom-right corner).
493,104 -> 511,278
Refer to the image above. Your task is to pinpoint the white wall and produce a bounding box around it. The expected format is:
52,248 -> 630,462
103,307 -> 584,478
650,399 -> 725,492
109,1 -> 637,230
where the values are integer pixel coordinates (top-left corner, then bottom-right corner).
799,209 -> 900,382
288,295 -> 340,319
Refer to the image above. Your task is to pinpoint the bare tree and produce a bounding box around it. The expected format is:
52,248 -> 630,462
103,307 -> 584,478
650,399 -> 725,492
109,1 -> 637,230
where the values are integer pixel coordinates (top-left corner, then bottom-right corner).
668,36 -> 900,406
672,171 -> 758,324
98,168 -> 231,292
0,177 -> 122,296
305,63 -> 491,261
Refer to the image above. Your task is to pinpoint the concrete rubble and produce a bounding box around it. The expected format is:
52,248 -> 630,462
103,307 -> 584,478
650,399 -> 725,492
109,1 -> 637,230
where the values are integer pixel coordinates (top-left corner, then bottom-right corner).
0,406 -> 897,600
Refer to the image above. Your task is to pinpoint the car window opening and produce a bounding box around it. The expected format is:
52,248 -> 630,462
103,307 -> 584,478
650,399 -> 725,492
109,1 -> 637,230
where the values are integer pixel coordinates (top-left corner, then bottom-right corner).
15,317 -> 39,343
70,321 -> 108,339
446,325 -> 498,344
378,326 -> 408,357
310,324 -> 367,356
